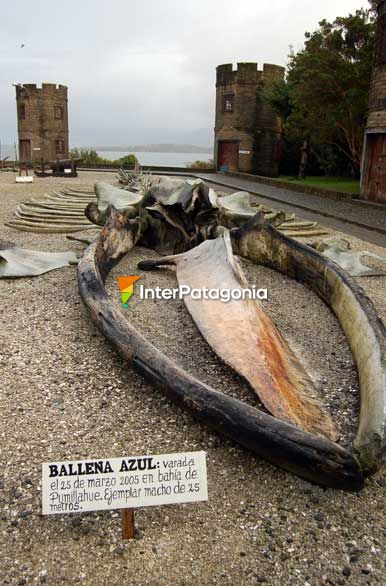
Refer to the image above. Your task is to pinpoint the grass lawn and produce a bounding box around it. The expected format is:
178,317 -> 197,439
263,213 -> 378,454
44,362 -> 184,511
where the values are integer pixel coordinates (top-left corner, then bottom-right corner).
280,176 -> 360,195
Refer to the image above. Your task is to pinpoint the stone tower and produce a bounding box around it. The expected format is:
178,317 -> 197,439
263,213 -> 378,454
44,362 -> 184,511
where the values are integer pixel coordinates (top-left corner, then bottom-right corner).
15,83 -> 69,163
361,1 -> 386,203
214,62 -> 284,176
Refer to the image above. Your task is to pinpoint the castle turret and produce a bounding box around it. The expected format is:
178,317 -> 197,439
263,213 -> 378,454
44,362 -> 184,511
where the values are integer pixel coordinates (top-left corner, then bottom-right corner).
15,83 -> 69,163
361,1 -> 386,203
214,62 -> 284,176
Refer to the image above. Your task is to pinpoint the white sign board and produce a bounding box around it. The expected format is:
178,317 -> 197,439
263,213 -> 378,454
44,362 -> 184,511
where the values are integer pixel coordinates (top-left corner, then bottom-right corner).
64,168 -> 72,174
42,451 -> 207,515
16,176 -> 33,183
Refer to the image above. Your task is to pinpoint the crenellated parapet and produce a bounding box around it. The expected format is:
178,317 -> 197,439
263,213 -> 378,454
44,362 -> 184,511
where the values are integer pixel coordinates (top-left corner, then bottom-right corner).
216,62 -> 284,87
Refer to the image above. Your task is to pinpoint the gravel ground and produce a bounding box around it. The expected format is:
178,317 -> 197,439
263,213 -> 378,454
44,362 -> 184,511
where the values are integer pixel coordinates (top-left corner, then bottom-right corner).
1,171 -> 386,586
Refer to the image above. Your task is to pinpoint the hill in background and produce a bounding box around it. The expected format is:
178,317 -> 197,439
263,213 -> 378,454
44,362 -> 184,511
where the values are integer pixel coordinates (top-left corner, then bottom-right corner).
85,143 -> 212,154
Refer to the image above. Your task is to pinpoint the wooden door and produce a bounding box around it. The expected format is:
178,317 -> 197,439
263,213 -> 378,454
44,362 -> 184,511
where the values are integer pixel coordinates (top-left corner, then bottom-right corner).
363,134 -> 386,204
218,141 -> 239,172
19,139 -> 31,161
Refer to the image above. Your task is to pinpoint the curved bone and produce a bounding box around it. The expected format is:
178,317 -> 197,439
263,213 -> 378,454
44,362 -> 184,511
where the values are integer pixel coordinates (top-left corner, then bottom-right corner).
41,194 -> 92,205
14,210 -> 93,225
9,189 -> 97,233
66,234 -> 98,246
61,187 -> 95,195
18,204 -> 87,218
77,207 -> 363,491
280,221 -> 318,230
6,220 -> 97,233
138,232 -> 337,440
28,199 -> 90,210
51,192 -> 93,199
279,229 -> 329,238
231,214 -> 386,474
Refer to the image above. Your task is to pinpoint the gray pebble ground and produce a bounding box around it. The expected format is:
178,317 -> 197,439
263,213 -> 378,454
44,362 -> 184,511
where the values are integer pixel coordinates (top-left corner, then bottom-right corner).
1,171 -> 386,586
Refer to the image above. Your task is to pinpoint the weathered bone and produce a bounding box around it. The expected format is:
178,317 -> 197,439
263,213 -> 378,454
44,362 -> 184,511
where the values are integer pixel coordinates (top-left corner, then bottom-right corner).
0,246 -> 77,277
312,237 -> 386,277
231,214 -> 386,474
66,234 -> 98,246
138,232 -> 337,440
6,220 -> 97,233
94,182 -> 144,211
84,182 -> 145,226
18,204 -> 87,217
7,188 -> 97,233
14,210 -> 92,225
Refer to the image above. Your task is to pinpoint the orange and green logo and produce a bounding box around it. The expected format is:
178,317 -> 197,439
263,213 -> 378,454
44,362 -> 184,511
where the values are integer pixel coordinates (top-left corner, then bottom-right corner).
117,276 -> 141,308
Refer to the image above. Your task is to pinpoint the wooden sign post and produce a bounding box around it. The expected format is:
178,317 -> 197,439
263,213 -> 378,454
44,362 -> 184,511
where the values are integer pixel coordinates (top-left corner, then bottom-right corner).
121,508 -> 135,540
41,451 -> 208,540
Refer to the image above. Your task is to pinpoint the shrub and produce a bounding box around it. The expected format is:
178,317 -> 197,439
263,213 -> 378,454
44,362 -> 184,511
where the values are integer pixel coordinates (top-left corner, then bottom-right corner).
70,148 -> 138,167
188,159 -> 214,169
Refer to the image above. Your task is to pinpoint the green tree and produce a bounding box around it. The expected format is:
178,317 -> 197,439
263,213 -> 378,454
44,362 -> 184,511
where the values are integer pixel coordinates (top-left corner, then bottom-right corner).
264,9 -> 375,174
188,159 -> 215,169
116,154 -> 138,166
70,148 -> 138,167
70,148 -> 102,164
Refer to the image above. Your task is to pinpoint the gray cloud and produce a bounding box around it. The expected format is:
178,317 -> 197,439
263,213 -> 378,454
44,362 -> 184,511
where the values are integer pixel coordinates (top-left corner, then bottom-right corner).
0,0 -> 367,148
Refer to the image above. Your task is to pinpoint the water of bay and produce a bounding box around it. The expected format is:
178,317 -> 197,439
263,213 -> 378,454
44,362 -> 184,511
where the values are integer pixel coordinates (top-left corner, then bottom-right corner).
97,151 -> 212,167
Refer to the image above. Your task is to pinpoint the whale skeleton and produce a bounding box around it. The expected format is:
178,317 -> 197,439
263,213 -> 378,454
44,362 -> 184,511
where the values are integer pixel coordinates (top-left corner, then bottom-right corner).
76,177 -> 386,488
5,176 -> 384,488
77,197 -> 386,490
7,180 -> 328,237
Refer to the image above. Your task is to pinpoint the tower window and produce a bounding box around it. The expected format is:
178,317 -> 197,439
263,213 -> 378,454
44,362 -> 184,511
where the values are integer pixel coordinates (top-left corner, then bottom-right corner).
223,95 -> 234,113
54,105 -> 63,120
56,140 -> 65,155
19,103 -> 26,119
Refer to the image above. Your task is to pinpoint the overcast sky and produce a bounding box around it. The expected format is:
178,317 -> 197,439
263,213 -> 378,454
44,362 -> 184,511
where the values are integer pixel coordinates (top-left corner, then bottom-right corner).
0,0 -> 367,148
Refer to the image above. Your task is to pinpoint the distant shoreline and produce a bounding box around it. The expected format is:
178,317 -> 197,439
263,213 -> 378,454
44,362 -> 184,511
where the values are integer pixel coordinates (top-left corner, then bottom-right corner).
80,144 -> 212,154
96,151 -> 212,167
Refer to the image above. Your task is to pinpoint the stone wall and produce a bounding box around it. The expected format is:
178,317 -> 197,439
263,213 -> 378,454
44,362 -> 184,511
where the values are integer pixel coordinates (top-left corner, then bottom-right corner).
16,83 -> 69,163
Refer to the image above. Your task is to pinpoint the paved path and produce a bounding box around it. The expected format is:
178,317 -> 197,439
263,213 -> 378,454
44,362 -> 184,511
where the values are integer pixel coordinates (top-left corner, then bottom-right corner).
196,173 -> 386,248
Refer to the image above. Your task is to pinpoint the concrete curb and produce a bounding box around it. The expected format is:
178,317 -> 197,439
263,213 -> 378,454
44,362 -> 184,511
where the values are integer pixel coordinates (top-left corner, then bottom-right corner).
78,164 -> 215,174
224,171 -> 386,212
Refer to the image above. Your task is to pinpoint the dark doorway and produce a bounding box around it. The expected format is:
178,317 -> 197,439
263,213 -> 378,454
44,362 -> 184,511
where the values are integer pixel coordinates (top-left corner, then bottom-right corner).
217,141 -> 239,172
19,139 -> 31,161
363,133 -> 386,204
